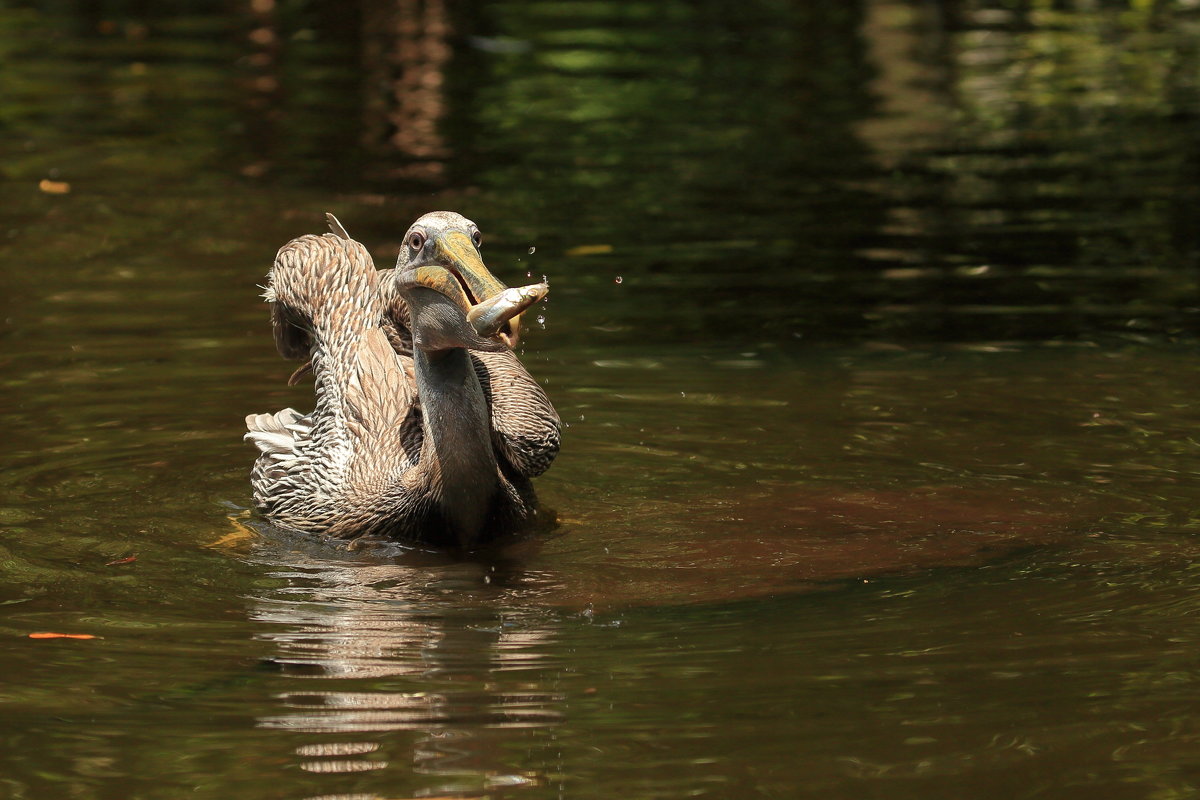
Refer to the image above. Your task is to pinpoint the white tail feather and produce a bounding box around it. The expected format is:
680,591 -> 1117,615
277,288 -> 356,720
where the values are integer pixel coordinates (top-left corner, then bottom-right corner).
244,408 -> 307,455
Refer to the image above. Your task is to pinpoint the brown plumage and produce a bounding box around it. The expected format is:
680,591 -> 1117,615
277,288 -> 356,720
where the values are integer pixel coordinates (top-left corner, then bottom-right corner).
245,212 -> 559,550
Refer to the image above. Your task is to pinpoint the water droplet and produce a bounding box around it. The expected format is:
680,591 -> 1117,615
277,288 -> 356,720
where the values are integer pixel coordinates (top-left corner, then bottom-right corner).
680,391 -> 686,397
528,246 -> 536,255
579,414 -> 585,421
614,276 -> 623,284
526,271 -> 532,278
536,314 -> 546,328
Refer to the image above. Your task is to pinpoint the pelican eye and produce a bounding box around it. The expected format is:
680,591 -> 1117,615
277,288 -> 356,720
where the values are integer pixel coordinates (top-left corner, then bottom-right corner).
471,229 -> 483,248
408,230 -> 426,251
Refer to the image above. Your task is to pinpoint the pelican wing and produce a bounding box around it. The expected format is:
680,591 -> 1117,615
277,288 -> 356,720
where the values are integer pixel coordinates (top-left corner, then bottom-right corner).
471,350 -> 561,478
375,267 -> 414,356
270,299 -> 312,362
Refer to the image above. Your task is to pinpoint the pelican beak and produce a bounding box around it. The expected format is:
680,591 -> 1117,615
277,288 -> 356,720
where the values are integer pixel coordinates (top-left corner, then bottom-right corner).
431,231 -> 525,348
395,265 -> 511,354
399,265 -> 474,311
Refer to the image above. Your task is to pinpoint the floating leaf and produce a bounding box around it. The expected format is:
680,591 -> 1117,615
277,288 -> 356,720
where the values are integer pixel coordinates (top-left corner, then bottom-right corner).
28,632 -> 99,640
564,244 -> 612,257
38,179 -> 71,194
105,555 -> 137,566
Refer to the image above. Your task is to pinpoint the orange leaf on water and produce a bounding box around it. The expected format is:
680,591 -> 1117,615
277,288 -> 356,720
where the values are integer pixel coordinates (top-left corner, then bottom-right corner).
28,632 -> 99,640
38,179 -> 71,194
105,556 -> 137,566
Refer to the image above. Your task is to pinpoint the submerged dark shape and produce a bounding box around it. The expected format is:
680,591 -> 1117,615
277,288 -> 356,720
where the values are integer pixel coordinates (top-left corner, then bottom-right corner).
245,212 -> 559,550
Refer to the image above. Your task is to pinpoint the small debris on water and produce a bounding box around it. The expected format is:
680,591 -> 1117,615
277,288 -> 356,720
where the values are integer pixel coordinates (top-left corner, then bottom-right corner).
528,246 -> 536,254
614,276 -> 623,284
536,314 -> 546,328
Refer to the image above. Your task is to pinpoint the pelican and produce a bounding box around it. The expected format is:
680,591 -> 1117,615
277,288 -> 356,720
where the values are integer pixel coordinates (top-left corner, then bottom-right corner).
245,212 -> 560,549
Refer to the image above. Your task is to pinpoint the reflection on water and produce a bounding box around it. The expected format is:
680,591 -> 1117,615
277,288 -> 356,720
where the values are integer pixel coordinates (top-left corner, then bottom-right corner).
2,0 -> 1196,349
247,541 -> 566,795
361,0 -> 452,180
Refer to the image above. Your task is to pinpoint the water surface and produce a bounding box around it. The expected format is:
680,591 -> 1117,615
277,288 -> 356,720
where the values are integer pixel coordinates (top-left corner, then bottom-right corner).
2,1 -> 1200,798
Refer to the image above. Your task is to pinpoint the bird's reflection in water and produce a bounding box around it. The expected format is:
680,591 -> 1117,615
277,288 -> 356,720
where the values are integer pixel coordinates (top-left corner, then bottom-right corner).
246,532 -> 567,796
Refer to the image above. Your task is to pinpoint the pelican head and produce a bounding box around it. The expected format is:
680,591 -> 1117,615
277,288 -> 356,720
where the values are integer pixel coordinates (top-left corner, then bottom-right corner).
396,211 -> 530,349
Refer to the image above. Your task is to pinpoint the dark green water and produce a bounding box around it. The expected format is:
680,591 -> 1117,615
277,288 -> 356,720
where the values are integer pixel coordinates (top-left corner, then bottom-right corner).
3,1 -> 1200,798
